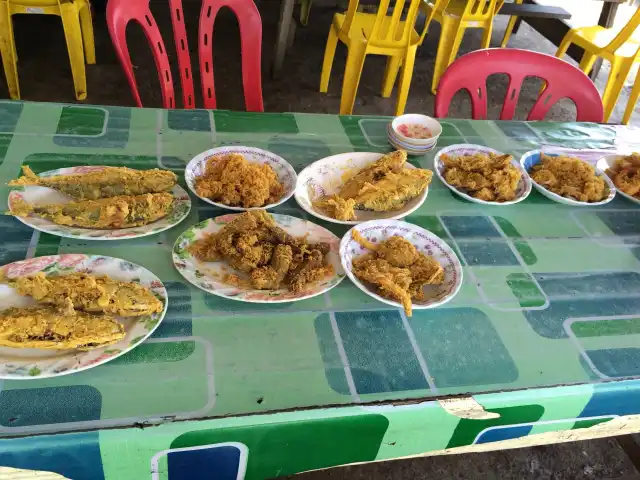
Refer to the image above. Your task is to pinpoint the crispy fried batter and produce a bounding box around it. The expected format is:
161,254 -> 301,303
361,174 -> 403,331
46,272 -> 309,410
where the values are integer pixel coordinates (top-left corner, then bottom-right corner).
10,192 -> 174,229
531,154 -> 608,202
9,166 -> 177,200
189,211 -> 334,292
351,232 -> 444,316
313,196 -> 356,221
0,299 -> 125,350
194,153 -> 285,208
442,152 -> 521,202
605,153 -> 640,198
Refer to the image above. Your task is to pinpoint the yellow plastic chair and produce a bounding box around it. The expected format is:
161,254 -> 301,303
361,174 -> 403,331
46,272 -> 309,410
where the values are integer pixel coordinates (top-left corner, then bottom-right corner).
555,7 -> 640,122
422,0 -> 501,94
0,0 -> 95,100
498,0 -> 521,48
319,0 -> 440,115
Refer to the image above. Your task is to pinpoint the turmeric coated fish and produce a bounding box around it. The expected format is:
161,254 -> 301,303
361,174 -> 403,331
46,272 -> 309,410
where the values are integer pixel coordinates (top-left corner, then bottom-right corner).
7,272 -> 164,317
9,166 -> 177,200
10,192 -> 174,229
0,300 -> 125,350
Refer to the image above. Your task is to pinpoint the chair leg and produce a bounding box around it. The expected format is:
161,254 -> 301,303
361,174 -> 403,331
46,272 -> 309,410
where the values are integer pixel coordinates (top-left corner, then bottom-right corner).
555,33 -> 573,60
481,20 -> 493,49
446,22 -> 466,69
431,18 -> 461,94
300,0 -> 311,26
602,58 -> 632,122
339,43 -> 367,115
395,48 -> 416,116
59,1 -> 87,100
78,0 -> 95,65
500,15 -> 518,48
0,3 -> 19,99
623,70 -> 640,124
319,26 -> 338,93
578,52 -> 597,76
381,55 -> 402,98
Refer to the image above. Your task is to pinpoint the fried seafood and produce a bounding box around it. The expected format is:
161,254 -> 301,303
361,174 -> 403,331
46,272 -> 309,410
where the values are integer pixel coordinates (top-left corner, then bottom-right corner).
10,192 -> 174,229
5,272 -> 163,317
9,166 -> 177,200
530,154 -> 608,202
0,299 -> 125,350
441,152 -> 521,202
605,153 -> 640,198
194,153 -> 285,208
313,150 -> 433,221
351,233 -> 444,316
189,210 -> 334,292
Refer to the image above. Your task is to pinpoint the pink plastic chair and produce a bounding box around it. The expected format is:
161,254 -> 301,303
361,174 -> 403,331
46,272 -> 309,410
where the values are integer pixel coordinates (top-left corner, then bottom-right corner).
106,0 -> 263,111
434,48 -> 603,122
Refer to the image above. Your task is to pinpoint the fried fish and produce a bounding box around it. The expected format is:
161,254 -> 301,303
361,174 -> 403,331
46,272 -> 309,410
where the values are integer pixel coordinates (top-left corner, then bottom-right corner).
9,166 -> 177,200
0,300 -> 125,350
10,192 -> 174,229
338,150 -> 407,199
6,272 -> 163,317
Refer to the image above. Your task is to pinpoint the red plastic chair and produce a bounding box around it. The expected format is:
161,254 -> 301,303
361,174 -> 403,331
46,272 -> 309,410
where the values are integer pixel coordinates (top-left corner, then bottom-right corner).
106,0 -> 263,111
434,48 -> 603,122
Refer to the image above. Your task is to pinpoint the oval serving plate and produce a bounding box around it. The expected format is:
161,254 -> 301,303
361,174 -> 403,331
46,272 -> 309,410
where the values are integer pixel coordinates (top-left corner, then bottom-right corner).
8,166 -> 191,240
434,144 -> 532,206
596,153 -> 640,206
0,254 -> 167,379
185,146 -> 297,211
294,151 -> 430,225
173,213 -> 345,303
521,150 -> 616,206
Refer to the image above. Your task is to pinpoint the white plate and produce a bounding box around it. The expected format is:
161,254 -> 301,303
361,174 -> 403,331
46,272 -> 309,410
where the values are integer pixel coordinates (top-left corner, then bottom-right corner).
185,146 -> 297,211
173,213 -> 345,303
294,152 -> 430,225
434,144 -> 532,206
596,154 -> 640,206
0,254 -> 167,379
8,166 -> 191,240
340,220 -> 463,311
521,149 -> 616,206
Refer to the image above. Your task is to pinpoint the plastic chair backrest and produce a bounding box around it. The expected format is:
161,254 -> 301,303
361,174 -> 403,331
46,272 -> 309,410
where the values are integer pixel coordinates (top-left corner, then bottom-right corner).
106,0 -> 263,111
461,0 -> 500,19
604,6 -> 640,53
434,48 -> 604,122
341,0 -> 425,48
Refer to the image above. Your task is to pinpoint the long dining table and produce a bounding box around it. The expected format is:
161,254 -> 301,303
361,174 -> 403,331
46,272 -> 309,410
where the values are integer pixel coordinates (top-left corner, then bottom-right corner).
0,101 -> 640,479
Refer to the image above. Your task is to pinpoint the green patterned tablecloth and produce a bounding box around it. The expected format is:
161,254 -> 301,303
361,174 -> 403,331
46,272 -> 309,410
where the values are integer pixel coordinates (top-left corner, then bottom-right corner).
0,101 -> 639,479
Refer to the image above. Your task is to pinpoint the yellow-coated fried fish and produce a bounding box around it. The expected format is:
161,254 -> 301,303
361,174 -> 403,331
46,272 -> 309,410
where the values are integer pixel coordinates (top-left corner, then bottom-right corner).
10,192 -> 174,229
338,150 -> 407,199
7,272 -> 163,317
0,300 -> 125,350
9,166 -> 177,200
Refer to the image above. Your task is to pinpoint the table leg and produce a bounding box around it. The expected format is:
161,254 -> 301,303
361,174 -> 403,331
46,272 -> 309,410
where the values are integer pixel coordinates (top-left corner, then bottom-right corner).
591,2 -> 620,80
273,0 -> 296,79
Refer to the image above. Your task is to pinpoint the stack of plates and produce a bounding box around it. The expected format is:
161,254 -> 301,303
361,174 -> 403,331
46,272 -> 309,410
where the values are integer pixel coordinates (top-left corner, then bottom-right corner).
387,114 -> 442,155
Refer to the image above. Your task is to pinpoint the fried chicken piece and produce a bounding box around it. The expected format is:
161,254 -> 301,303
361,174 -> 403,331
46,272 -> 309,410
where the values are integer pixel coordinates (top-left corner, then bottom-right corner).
338,150 -> 407,199
7,272 -> 163,317
287,249 -> 335,293
250,244 -> 293,289
9,165 -> 177,200
473,187 -> 495,202
0,299 -> 125,350
350,169 -> 432,211
313,195 -> 356,221
606,153 -> 640,198
376,236 -> 418,267
530,154 -> 608,202
409,253 -> 445,286
352,257 -> 413,316
10,192 -> 174,229
194,153 -> 285,208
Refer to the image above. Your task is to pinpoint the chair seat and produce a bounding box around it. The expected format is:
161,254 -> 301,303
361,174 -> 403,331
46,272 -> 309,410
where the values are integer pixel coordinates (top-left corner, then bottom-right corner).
424,0 -> 492,22
571,25 -> 640,59
333,12 -> 420,47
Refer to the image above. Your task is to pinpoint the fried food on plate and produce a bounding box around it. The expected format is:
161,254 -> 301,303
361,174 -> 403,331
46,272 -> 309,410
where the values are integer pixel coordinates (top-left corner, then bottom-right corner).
6,272 -> 163,317
10,192 -> 174,229
189,210 -> 334,292
441,152 -> 521,202
194,153 -> 285,208
9,166 -> 177,200
313,150 -> 433,221
0,299 -> 125,350
605,153 -> 640,198
351,232 -> 444,316
530,154 -> 608,202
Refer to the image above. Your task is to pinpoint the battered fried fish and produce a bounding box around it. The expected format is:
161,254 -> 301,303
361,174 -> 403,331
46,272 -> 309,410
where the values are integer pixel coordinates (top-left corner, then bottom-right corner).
9,166 -> 177,200
0,300 -> 125,350
530,154 -> 608,202
7,272 -> 163,317
338,150 -> 407,199
10,192 -> 174,229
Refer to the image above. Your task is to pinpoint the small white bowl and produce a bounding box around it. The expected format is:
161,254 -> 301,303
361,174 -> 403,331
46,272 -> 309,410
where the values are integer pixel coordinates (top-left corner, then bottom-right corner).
521,150 -> 616,207
434,144 -> 532,206
390,114 -> 442,147
340,220 -> 463,311
387,128 -> 437,156
185,146 -> 297,211
596,154 -> 640,206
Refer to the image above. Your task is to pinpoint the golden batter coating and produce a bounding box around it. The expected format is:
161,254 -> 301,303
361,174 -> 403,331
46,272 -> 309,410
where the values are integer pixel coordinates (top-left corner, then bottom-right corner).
605,153 -> 640,198
530,154 -> 608,202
